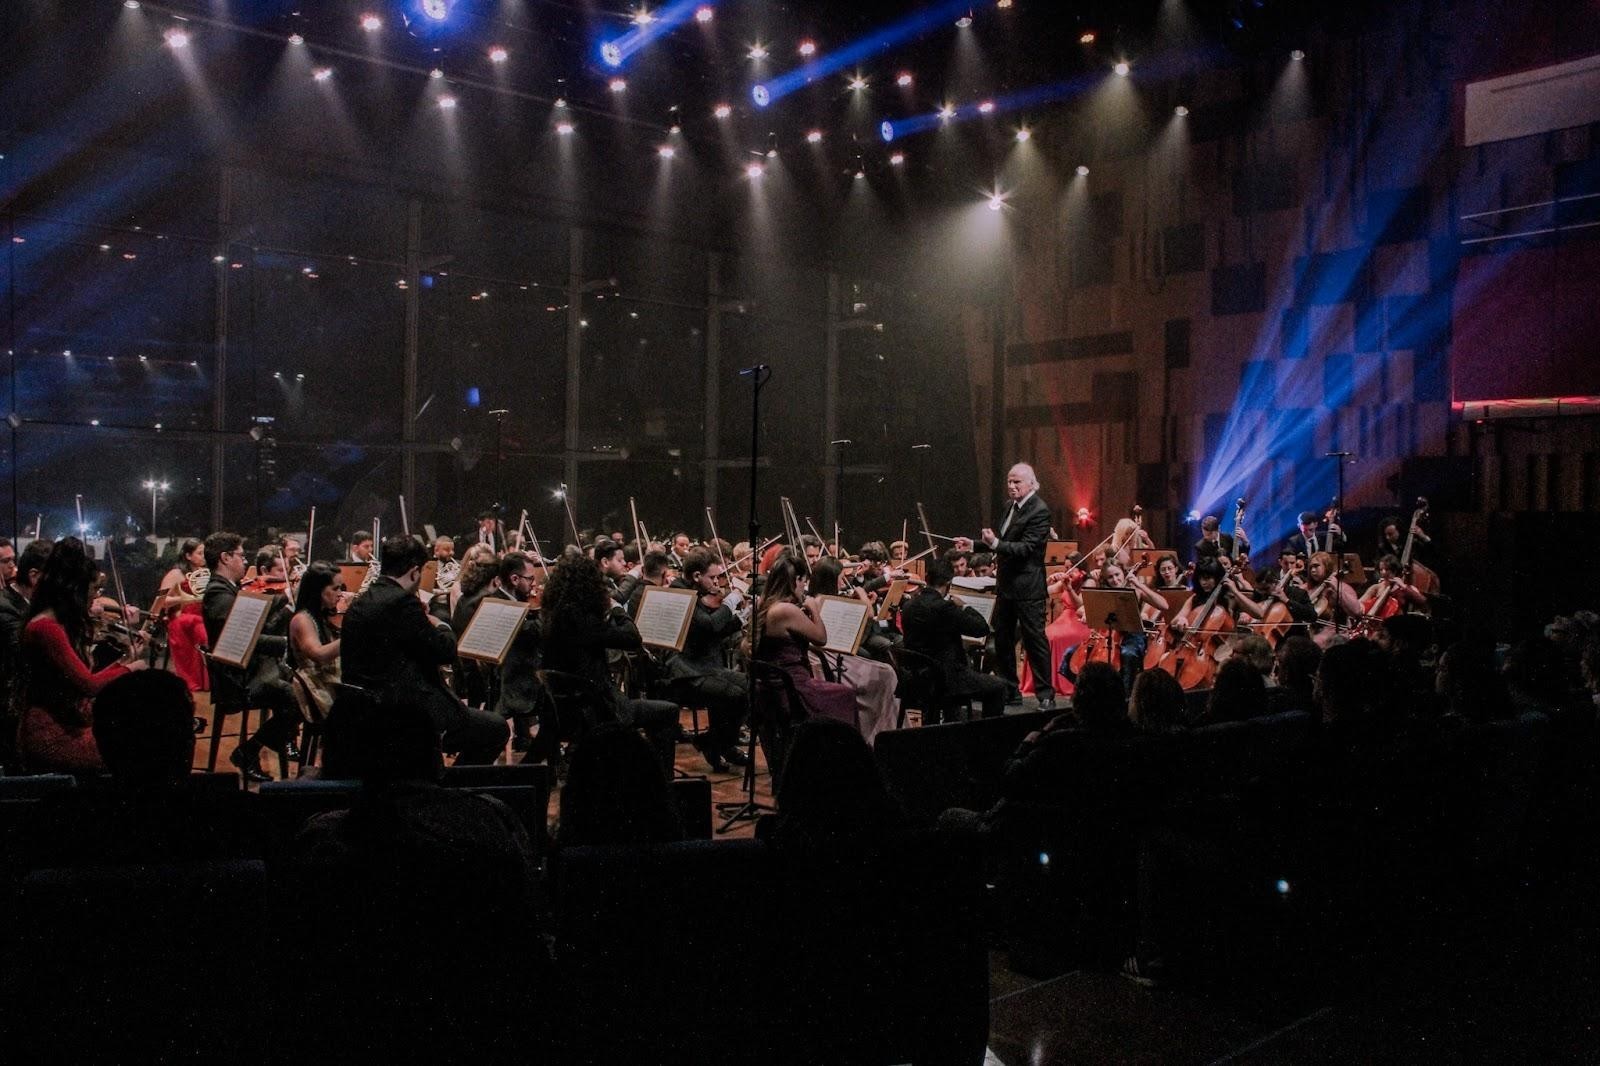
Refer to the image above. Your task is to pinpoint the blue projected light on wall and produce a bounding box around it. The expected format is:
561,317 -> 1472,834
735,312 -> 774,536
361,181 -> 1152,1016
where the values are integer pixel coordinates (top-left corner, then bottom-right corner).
752,0 -> 976,108
465,386 -> 481,407
600,0 -> 717,69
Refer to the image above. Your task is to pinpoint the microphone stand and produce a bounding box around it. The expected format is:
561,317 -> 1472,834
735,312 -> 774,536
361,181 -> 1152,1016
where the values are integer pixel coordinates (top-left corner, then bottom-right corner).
1327,451 -> 1351,635
718,364 -> 776,834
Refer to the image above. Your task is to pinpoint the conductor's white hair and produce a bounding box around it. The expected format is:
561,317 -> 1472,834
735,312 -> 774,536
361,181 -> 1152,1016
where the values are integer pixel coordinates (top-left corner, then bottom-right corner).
1008,463 -> 1039,489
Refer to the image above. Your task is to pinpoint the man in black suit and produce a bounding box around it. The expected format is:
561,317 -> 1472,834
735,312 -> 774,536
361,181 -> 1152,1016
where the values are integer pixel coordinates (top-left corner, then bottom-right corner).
341,535 -> 509,765
201,532 -> 299,782
900,557 -> 1009,720
1285,509 -> 1345,560
1193,514 -> 1251,566
665,549 -> 748,773
956,462 -> 1056,710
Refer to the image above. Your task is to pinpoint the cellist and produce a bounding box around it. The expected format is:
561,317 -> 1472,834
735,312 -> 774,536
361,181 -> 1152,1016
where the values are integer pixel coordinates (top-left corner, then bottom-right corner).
1167,557 -> 1268,636
1304,551 -> 1365,646
1359,554 -> 1427,619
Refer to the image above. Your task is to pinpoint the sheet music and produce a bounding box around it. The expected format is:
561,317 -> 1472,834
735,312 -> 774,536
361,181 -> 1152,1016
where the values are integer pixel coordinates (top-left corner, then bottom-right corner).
211,593 -> 272,667
817,595 -> 871,655
635,587 -> 697,650
951,576 -> 997,592
950,591 -> 997,628
457,598 -> 530,664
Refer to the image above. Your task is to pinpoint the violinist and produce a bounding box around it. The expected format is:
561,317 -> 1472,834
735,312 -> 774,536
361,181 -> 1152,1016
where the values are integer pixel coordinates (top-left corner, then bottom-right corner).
797,534 -> 825,572
948,551 -> 971,578
1043,562 -> 1090,695
15,537 -> 146,773
280,535 -> 304,579
625,549 -> 673,616
1286,509 -> 1345,559
202,532 -> 299,782
486,551 -> 545,757
594,537 -> 635,605
1359,554 -> 1427,618
0,540 -> 48,727
888,540 -> 910,566
288,561 -> 345,722
806,558 -> 900,735
159,537 -> 210,694
243,546 -> 288,594
666,550 -> 749,773
1071,559 -> 1169,695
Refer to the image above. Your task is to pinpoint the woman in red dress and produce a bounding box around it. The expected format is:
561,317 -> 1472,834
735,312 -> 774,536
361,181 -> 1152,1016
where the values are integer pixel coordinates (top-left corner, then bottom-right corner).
160,537 -> 210,693
1020,563 -> 1090,699
15,537 -> 147,773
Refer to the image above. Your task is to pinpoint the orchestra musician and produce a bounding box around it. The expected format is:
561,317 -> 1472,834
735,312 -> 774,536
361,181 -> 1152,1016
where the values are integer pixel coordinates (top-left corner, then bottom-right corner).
1376,514 -> 1428,562
280,535 -> 304,579
1359,554 -> 1427,618
288,561 -> 345,723
900,556 -> 1009,720
1090,558 -> 1169,695
593,537 -> 635,605
665,549 -> 749,774
805,557 -> 902,741
432,535 -> 460,590
625,550 -> 674,615
1286,509 -> 1345,559
1193,514 -> 1249,564
1304,550 -> 1365,644
953,462 -> 1056,711
1168,557 -> 1267,635
340,534 -> 508,765
469,510 -> 505,553
157,538 -> 210,694
200,532 -> 300,782
348,529 -> 379,594
483,551 -> 544,758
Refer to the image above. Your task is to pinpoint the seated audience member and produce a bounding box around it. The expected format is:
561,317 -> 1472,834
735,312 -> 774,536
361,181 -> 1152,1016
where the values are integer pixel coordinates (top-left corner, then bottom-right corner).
1501,636 -> 1570,716
1435,641 -> 1511,726
556,723 -> 684,848
764,717 -> 905,856
1128,668 -> 1186,735
1203,658 -> 1270,724
1583,638 -> 1600,710
1273,635 -> 1322,713
26,670 -> 264,866
1062,661 -> 1131,734
1231,635 -> 1276,682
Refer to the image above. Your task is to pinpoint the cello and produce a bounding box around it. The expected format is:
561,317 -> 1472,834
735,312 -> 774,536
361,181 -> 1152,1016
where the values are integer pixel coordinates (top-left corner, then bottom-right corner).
1153,570 -> 1235,690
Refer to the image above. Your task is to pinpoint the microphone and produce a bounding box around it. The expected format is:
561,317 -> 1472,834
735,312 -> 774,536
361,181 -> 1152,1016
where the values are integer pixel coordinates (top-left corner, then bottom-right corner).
830,439 -> 853,446
738,364 -> 769,376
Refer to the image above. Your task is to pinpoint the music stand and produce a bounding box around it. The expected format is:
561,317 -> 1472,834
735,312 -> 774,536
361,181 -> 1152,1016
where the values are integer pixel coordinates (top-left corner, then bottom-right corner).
1080,588 -> 1143,667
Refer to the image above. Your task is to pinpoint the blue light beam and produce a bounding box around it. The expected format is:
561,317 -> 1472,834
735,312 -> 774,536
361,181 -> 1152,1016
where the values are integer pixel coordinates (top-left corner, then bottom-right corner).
600,0 -> 716,69
752,0 -> 975,108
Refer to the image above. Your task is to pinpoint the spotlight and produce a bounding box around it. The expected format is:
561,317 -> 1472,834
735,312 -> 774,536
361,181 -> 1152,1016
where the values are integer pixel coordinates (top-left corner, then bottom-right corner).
938,103 -> 956,120
429,67 -> 444,79
90,419 -> 100,426
752,84 -> 770,107
670,123 -> 681,134
554,97 -> 567,108
987,193 -> 1004,211
632,8 -> 655,26
1291,49 -> 1306,61
889,151 -> 904,166
695,5 -> 714,23
896,71 -> 913,87
978,100 -> 995,113
848,74 -> 867,91
1015,127 -> 1031,142
1113,60 -> 1130,76
164,28 -> 190,48
880,120 -> 895,141
997,0 -> 1012,7
1075,507 -> 1093,527
798,39 -> 816,56
713,102 -> 732,118
360,13 -> 381,31
421,0 -> 451,20
956,15 -> 972,29
123,0 -> 139,7
1079,31 -> 1096,44
98,244 -> 111,252
296,373 -> 305,381
601,41 -> 622,66
609,77 -> 627,93
437,95 -> 457,109
312,67 -> 332,81
1076,164 -> 1090,176
212,255 -> 224,263
555,120 -> 575,135
765,147 -> 777,158
488,46 -> 508,63
287,33 -> 304,45
747,43 -> 768,60
1185,509 -> 1202,524
806,129 -> 823,143
854,170 -> 865,180
745,162 -> 765,179
1174,104 -> 1189,116
657,144 -> 675,158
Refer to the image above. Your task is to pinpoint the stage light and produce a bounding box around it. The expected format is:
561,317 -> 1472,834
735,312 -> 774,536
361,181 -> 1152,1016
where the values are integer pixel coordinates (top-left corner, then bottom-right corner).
1038,851 -> 1050,866
880,120 -> 896,141
1076,164 -> 1089,176
287,33 -> 304,45
1174,104 -> 1189,116
137,355 -> 148,363
889,151 -> 904,165
1114,60 -> 1130,76
1290,49 -> 1305,61
429,67 -> 444,79
164,28 -> 190,48
987,192 -> 1004,211
488,46 -> 508,63
632,8 -> 656,26
713,102 -> 732,118
938,103 -> 956,120
98,244 -> 111,252
896,71 -> 913,86
90,419 -> 100,426
806,129 -> 823,143
657,144 -> 675,158
695,5 -> 714,22
848,74 -> 867,91
1015,127 -> 1030,142
554,97 -> 567,108
360,13 -> 381,31
997,0 -> 1012,7
1075,507 -> 1093,527
601,41 -> 623,67
748,43 -> 768,60
313,67 -> 332,81
609,77 -> 627,92
421,0 -> 451,20
766,147 -> 778,158
745,161 -> 765,178
1276,879 -> 1292,895
438,95 -> 457,109
295,373 -> 305,382
1079,31 -> 1096,44
978,100 -> 995,113
212,254 -> 224,263
670,123 -> 681,134
752,84 -> 770,107
123,0 -> 139,8
555,120 -> 575,135
955,15 -> 972,28
854,170 -> 865,180
1185,509 -> 1202,524
798,39 -> 817,56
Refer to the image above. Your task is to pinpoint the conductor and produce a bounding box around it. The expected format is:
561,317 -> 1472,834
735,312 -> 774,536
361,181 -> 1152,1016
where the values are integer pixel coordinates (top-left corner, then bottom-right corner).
955,463 -> 1056,711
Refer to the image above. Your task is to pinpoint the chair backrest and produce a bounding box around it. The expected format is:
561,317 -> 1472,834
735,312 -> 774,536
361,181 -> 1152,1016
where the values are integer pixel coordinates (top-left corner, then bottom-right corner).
749,659 -> 806,787
874,711 -> 1051,826
0,773 -> 76,800
672,775 -> 713,839
257,777 -> 550,857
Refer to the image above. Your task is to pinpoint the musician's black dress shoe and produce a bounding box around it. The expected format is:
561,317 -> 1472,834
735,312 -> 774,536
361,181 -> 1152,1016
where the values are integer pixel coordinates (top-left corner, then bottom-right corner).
230,746 -> 273,783
1036,697 -> 1057,713
722,746 -> 750,768
281,739 -> 302,762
